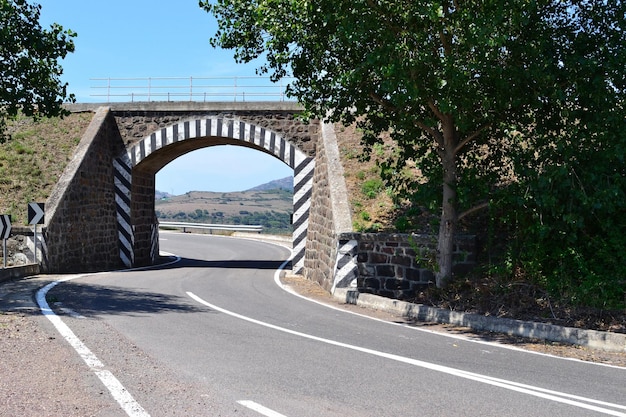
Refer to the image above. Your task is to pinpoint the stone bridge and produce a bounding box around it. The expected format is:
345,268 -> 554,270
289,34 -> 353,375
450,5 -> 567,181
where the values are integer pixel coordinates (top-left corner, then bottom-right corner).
27,101 -> 474,298
39,102 -> 355,292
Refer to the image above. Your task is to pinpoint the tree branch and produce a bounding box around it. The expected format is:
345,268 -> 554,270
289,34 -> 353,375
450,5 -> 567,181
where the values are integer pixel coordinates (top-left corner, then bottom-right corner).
416,120 -> 443,147
369,91 -> 398,112
439,3 -> 452,55
427,100 -> 446,122
454,123 -> 491,155
458,201 -> 490,221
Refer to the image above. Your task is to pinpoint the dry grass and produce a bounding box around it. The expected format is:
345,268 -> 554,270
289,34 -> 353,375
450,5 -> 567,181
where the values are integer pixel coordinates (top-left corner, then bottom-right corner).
334,124 -> 398,232
1,112 -> 93,224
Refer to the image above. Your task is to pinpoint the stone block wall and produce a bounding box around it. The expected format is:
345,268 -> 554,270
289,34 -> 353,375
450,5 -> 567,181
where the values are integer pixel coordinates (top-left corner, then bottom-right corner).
303,122 -> 354,292
341,232 -> 476,299
303,129 -> 336,291
131,169 -> 158,267
44,108 -> 126,272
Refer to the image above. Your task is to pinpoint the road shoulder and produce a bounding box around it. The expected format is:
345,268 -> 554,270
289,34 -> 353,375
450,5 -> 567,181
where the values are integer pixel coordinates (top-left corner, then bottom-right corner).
280,273 -> 626,368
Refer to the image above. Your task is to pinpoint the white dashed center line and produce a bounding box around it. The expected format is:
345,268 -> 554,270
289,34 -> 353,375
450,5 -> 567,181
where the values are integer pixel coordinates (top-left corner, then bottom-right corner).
238,400 -> 289,417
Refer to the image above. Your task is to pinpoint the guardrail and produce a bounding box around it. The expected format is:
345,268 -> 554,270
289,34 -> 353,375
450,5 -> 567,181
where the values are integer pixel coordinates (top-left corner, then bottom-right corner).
158,221 -> 263,234
90,76 -> 295,102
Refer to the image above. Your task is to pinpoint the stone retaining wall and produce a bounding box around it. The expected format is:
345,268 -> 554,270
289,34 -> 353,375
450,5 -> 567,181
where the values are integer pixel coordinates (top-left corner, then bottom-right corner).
303,122 -> 353,292
44,108 -> 126,272
340,232 -> 476,299
303,127 -> 336,291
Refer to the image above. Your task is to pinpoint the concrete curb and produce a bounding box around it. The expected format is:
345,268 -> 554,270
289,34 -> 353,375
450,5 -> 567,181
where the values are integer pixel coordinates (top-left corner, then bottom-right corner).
333,288 -> 626,354
0,264 -> 40,284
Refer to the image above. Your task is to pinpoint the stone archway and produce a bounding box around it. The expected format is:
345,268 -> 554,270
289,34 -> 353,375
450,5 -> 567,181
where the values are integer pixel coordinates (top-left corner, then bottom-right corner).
113,115 -> 315,273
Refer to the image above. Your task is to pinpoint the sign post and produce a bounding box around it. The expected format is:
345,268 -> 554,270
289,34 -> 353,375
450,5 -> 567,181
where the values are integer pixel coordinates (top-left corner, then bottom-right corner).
0,214 -> 11,268
28,203 -> 45,264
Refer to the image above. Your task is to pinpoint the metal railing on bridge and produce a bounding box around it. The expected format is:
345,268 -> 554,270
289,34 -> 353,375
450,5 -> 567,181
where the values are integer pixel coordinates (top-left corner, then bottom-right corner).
158,221 -> 263,234
90,76 -> 295,102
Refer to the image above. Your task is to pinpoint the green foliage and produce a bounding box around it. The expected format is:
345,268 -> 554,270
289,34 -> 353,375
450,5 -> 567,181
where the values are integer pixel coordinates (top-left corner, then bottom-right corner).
493,121 -> 626,309
352,220 -> 365,232
361,178 -> 383,199
204,0 -> 626,299
372,143 -> 385,158
394,216 -> 409,232
341,146 -> 359,160
0,0 -> 76,139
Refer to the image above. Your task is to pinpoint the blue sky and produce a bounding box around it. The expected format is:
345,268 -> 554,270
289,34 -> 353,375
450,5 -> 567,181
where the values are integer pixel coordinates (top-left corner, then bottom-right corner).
38,0 -> 294,194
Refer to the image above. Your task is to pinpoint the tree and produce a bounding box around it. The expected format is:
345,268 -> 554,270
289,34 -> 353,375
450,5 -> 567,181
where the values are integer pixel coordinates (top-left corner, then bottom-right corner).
0,0 -> 76,139
201,0 -> 626,287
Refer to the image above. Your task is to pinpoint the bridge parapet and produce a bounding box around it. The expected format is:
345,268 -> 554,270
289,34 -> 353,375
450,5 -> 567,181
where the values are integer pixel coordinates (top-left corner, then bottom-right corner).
66,102 -> 318,157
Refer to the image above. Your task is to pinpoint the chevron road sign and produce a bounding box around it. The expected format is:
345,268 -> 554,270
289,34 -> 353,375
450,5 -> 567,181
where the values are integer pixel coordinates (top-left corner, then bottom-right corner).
1,214 -> 11,268
28,202 -> 45,225
0,214 -> 10,240
27,203 -> 45,265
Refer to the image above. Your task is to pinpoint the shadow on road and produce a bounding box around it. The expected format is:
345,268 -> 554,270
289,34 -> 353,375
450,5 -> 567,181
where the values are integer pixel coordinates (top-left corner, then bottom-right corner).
155,256 -> 291,271
43,257 -> 290,318
0,256 -> 291,317
47,281 -> 208,318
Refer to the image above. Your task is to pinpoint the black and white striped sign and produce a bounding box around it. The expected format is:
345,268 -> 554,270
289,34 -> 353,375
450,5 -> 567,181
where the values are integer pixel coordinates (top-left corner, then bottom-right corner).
28,202 -> 45,225
0,214 -> 11,240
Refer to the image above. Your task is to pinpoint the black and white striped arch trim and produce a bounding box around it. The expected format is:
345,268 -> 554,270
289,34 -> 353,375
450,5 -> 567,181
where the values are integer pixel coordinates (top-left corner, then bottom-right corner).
114,116 -> 314,273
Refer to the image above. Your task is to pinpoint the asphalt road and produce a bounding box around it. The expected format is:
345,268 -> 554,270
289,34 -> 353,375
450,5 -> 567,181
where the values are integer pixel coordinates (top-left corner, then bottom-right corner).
44,232 -> 626,417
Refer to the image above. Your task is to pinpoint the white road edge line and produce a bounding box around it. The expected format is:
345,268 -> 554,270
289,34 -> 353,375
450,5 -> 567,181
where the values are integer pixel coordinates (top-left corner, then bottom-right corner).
37,275 -> 150,417
237,400 -> 289,417
34,256 -> 182,417
273,259 -> 626,371
37,278 -> 151,417
187,290 -> 626,417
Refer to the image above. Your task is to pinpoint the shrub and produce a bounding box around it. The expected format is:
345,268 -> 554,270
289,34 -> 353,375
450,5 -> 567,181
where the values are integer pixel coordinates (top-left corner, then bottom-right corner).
361,178 -> 384,199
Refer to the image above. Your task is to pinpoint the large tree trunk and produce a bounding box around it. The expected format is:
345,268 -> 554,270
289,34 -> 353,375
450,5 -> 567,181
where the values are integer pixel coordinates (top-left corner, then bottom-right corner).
435,118 -> 458,288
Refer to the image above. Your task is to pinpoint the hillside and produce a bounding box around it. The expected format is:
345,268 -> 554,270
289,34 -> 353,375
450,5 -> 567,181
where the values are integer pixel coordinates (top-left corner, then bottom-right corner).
333,124 -> 398,232
0,112 -> 93,224
155,187 -> 292,234
245,176 -> 293,192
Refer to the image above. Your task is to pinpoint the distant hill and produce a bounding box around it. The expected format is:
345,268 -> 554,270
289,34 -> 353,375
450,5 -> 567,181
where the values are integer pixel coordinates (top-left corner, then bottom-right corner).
246,176 -> 293,192
155,190 -> 174,200
155,177 -> 294,234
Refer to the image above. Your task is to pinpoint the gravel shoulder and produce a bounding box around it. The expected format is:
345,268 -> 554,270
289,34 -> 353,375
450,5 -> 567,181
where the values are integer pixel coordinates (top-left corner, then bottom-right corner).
0,275 -> 117,417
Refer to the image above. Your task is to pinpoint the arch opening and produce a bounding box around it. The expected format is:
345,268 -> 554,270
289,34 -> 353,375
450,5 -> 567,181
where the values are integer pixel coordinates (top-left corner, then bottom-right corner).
113,115 -> 315,274
155,144 -> 293,194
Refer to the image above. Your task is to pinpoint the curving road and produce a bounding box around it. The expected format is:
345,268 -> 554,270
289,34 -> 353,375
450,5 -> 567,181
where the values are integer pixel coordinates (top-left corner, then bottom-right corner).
43,232 -> 626,417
